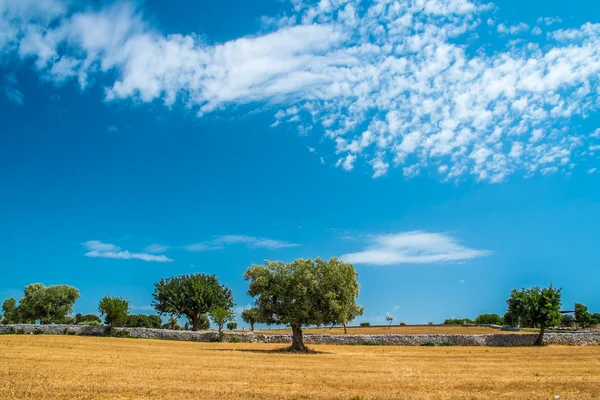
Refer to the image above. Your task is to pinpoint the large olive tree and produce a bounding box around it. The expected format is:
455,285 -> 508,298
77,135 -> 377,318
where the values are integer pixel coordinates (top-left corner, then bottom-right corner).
152,274 -> 234,331
244,257 -> 363,352
17,283 -> 80,324
506,285 -> 562,345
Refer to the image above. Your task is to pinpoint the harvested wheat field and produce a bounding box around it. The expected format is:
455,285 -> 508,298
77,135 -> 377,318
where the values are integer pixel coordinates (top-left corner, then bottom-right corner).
1,336 -> 599,400
253,325 -> 521,335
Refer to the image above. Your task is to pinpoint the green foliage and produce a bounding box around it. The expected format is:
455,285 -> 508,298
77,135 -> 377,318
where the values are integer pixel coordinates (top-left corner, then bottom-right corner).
74,313 -> 102,325
63,328 -> 77,335
228,335 -> 241,343
209,307 -> 234,334
1,298 -> 21,324
561,314 -> 575,327
152,274 -> 234,331
420,342 -> 435,346
399,322 -> 407,326
506,285 -> 562,345
111,329 -> 131,338
359,322 -> 370,327
163,317 -> 181,330
78,320 -> 102,326
32,327 -> 44,335
575,303 -> 592,327
443,318 -> 474,325
591,313 -> 600,325
126,314 -> 163,329
98,296 -> 130,334
241,307 -> 262,331
226,321 -> 238,330
244,257 -> 363,351
385,316 -> 393,325
475,313 -> 504,325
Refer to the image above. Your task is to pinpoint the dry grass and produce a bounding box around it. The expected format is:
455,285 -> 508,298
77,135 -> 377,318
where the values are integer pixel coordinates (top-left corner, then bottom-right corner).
252,325 -> 520,335
1,335 -> 599,399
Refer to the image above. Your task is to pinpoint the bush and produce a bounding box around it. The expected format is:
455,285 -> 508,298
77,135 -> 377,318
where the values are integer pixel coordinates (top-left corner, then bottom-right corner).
16,328 -> 25,335
399,322 -> 407,326
63,328 -> 77,336
228,335 -> 241,343
226,321 -> 238,331
475,313 -> 504,325
444,318 -> 474,325
420,342 -> 435,346
32,327 -> 44,335
78,320 -> 102,326
2,327 -> 16,334
112,329 -> 131,338
359,322 -> 370,327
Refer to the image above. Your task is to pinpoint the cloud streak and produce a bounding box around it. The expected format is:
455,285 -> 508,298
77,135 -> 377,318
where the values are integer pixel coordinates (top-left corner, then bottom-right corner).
83,240 -> 173,262
340,231 -> 490,266
1,0 -> 600,181
185,235 -> 300,252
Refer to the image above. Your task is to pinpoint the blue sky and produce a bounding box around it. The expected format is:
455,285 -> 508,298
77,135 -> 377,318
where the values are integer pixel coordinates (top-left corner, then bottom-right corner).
1,0 -> 599,327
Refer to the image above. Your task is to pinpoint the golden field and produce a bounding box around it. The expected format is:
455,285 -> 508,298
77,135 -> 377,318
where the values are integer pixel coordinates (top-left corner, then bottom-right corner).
252,325 -> 521,335
1,336 -> 599,399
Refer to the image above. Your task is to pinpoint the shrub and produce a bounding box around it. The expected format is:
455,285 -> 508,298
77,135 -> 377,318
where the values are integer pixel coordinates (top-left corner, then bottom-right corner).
226,321 -> 238,331
475,313 -> 504,325
32,327 -> 44,335
438,343 -> 455,346
420,342 -> 435,346
78,320 -> 101,326
400,322 -> 407,326
63,328 -> 77,336
112,329 -> 131,338
16,328 -> 25,335
359,322 -> 370,327
228,335 -> 241,343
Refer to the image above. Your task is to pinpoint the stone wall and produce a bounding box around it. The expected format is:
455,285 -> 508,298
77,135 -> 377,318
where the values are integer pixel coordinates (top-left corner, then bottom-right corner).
1,324 -> 599,346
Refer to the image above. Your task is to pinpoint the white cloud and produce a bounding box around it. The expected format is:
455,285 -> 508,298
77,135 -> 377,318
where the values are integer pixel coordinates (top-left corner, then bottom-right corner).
4,74 -> 23,105
212,235 -> 300,249
107,125 -> 119,132
537,17 -> 563,26
531,26 -> 543,36
497,22 -> 530,35
459,279 -> 465,284
307,146 -> 316,153
589,168 -> 597,174
143,243 -> 170,253
83,240 -> 173,262
340,231 -> 490,266
1,0 -> 599,181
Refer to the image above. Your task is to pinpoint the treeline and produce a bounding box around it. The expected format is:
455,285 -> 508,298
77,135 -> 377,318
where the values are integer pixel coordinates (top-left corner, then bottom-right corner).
1,258 -> 363,351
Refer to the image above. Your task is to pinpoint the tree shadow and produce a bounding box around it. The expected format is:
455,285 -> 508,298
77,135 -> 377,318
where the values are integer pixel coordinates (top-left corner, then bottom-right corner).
212,346 -> 332,355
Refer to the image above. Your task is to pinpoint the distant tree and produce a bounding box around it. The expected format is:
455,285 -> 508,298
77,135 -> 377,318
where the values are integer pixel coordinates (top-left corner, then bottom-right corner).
152,274 -> 234,331
75,313 -> 102,325
360,322 -> 370,327
506,285 -> 562,345
386,316 -> 393,326
1,298 -> 21,324
226,321 -> 238,330
209,307 -> 234,336
244,257 -> 363,352
575,303 -> 592,329
18,284 -> 80,324
126,314 -> 163,328
241,308 -> 261,331
561,314 -> 575,327
399,322 -> 407,326
98,296 -> 130,335
475,313 -> 504,325
444,318 -> 474,325
148,315 -> 162,329
184,321 -> 189,331
591,313 -> 600,325
164,317 -> 181,330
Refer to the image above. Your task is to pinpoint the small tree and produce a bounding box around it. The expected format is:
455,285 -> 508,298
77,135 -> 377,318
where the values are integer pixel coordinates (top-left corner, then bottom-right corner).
209,307 -> 234,336
152,274 -> 234,331
1,298 -> 21,324
244,257 -> 363,352
575,303 -> 591,329
475,313 -> 503,325
98,296 -> 129,335
226,321 -> 238,330
386,315 -> 393,326
506,285 -> 562,345
241,308 -> 261,331
360,322 -> 370,327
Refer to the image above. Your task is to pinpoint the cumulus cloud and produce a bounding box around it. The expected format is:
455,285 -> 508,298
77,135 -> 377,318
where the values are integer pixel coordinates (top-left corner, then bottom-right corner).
83,240 -> 173,262
1,0 -> 599,181
340,231 -> 490,265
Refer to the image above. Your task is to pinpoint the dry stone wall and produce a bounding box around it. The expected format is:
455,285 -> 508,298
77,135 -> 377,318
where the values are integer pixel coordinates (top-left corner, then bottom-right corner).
1,324 -> 599,346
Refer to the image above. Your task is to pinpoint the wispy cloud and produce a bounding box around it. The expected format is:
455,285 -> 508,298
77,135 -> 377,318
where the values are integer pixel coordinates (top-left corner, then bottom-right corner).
1,0 -> 599,181
143,244 -> 170,254
459,279 -> 466,284
340,231 -> 490,266
185,235 -> 300,252
107,125 -> 119,132
4,74 -> 23,105
83,240 -> 173,262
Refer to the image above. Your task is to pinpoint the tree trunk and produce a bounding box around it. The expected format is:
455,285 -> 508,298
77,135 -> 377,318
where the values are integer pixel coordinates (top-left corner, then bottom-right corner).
534,325 -> 545,346
191,314 -> 198,331
291,324 -> 306,352
109,321 -> 114,336
250,321 -> 254,331
343,324 -> 347,334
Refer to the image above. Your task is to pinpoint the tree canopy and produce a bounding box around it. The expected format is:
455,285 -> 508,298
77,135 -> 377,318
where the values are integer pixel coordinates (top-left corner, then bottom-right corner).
241,307 -> 261,331
209,307 -> 234,335
14,284 -> 80,324
575,303 -> 592,328
244,257 -> 363,351
152,274 -> 234,331
506,285 -> 562,345
475,313 -> 504,325
98,296 -> 130,334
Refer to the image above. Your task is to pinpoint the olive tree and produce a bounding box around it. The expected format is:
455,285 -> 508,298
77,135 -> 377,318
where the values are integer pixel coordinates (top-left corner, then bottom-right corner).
98,296 -> 130,335
226,321 -> 238,330
575,303 -> 592,329
506,285 -> 562,345
1,298 -> 21,324
244,257 -> 363,352
241,308 -> 261,331
209,307 -> 234,335
152,274 -> 234,331
386,316 -> 393,326
17,284 -> 80,324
